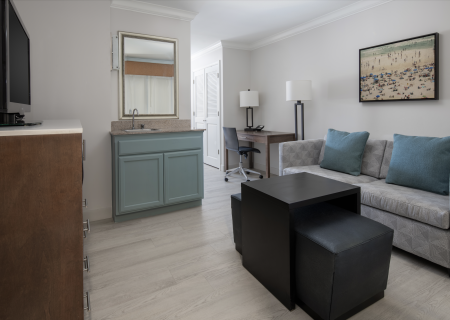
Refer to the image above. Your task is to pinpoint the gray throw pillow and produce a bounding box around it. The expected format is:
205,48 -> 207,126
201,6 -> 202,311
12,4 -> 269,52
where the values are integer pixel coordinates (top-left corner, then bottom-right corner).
320,129 -> 370,176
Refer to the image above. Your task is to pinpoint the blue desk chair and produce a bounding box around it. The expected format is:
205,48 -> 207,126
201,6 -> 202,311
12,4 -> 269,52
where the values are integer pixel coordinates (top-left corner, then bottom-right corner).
223,127 -> 263,182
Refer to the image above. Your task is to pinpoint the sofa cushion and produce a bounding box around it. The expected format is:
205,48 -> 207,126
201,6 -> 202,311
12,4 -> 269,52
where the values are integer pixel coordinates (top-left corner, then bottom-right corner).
360,140 -> 387,178
319,136 -> 387,179
320,129 -> 370,176
356,180 -> 450,229
318,134 -> 327,164
283,165 -> 378,185
385,134 -> 450,195
379,141 -> 393,179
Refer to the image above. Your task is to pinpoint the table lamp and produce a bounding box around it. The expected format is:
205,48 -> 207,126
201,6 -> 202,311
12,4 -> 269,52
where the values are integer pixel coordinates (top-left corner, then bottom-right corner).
286,80 -> 312,140
240,89 -> 259,131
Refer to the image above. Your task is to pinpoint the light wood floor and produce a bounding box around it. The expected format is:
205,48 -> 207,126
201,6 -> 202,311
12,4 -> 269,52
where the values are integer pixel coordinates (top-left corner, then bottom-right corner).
84,165 -> 450,320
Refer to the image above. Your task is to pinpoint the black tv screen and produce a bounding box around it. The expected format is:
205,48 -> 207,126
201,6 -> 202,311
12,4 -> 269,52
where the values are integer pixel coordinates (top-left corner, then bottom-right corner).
9,0 -> 29,105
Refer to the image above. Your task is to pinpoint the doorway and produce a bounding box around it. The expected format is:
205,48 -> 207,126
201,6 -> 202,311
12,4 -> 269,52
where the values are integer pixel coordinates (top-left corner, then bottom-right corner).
192,63 -> 221,169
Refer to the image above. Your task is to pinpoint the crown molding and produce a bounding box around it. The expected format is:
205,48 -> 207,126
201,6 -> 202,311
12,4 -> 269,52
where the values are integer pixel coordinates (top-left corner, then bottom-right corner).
250,0 -> 393,50
221,40 -> 252,51
191,0 -> 392,57
111,0 -> 198,22
191,40 -> 253,60
191,41 -> 223,61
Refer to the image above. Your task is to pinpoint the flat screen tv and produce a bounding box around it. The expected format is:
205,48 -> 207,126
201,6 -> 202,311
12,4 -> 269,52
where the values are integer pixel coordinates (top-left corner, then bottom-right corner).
0,0 -> 30,115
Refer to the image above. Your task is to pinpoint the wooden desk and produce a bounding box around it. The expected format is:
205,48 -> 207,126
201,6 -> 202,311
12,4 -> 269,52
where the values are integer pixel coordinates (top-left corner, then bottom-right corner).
225,130 -> 295,178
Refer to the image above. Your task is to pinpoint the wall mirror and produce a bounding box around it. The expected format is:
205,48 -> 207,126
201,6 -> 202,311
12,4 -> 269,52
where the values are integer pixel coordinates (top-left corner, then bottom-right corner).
118,31 -> 178,119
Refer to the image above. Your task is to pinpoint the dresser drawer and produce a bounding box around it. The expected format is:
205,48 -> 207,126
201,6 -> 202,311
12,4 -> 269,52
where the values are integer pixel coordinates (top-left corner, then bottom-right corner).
118,135 -> 202,156
237,134 -> 255,142
237,133 -> 266,143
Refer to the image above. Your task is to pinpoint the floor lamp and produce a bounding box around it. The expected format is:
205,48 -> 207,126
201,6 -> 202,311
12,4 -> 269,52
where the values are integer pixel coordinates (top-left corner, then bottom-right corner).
286,80 -> 312,140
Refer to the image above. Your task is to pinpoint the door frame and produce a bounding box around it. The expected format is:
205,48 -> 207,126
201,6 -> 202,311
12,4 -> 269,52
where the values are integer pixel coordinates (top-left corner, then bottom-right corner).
191,61 -> 222,170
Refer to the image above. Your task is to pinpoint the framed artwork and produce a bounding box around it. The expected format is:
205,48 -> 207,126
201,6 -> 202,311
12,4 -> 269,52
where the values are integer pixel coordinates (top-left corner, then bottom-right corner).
359,33 -> 439,102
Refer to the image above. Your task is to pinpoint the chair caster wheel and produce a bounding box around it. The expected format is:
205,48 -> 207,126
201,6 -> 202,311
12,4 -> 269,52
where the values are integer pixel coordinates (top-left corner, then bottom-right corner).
247,180 -> 250,182
246,171 -> 250,174
259,175 -> 263,179
224,177 -> 228,182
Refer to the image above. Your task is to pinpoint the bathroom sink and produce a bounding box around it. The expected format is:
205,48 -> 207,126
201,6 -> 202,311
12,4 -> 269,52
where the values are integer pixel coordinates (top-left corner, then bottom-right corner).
125,128 -> 161,132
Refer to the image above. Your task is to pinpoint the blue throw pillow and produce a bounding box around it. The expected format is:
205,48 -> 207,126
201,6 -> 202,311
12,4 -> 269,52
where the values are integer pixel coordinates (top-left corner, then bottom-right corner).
385,134 -> 450,195
320,129 -> 370,176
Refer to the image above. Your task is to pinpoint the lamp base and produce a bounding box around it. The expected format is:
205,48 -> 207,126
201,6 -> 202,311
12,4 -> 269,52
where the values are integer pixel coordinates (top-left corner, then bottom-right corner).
244,127 -> 256,131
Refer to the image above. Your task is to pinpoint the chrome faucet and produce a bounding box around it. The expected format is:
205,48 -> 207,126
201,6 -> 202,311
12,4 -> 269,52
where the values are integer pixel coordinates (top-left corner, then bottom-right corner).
132,108 -> 139,130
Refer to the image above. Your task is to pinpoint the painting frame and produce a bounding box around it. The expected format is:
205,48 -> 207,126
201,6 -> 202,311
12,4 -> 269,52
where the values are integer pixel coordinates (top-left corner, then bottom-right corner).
359,33 -> 439,103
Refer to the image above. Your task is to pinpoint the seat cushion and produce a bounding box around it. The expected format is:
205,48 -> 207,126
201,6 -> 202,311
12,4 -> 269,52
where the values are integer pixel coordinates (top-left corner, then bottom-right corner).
320,129 -> 370,176
379,141 -> 393,179
294,202 -> 393,254
355,180 -> 450,229
238,146 -> 260,153
283,165 -> 378,185
360,139 -> 387,178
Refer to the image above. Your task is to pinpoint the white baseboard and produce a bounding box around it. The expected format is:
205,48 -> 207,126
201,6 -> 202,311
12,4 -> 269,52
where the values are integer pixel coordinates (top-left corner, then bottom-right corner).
83,206 -> 112,222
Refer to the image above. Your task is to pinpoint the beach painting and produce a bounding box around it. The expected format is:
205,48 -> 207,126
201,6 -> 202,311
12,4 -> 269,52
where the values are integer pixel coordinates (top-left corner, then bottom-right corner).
360,33 -> 439,102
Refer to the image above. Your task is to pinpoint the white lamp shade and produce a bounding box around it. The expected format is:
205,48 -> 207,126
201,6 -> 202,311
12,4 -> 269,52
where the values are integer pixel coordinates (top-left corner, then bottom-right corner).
286,80 -> 312,101
240,90 -> 259,107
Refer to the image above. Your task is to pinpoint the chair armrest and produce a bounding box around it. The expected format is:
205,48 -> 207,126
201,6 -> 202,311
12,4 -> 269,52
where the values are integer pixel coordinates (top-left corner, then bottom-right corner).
279,139 -> 324,176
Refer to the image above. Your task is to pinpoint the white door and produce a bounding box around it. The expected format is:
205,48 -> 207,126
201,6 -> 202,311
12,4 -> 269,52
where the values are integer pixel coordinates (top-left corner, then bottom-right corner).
192,63 -> 221,169
204,64 -> 220,168
193,69 -> 205,128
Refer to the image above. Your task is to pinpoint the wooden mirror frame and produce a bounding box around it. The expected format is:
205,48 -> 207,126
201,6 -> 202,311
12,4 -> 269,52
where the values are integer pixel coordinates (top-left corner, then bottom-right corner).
118,31 -> 179,120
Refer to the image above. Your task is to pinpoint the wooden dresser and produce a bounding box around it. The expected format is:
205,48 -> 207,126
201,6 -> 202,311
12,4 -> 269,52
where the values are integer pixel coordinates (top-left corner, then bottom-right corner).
0,120 -> 86,319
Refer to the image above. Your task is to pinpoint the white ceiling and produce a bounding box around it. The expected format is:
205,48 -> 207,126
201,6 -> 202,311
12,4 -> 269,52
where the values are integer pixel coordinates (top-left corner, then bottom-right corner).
140,0 -> 362,54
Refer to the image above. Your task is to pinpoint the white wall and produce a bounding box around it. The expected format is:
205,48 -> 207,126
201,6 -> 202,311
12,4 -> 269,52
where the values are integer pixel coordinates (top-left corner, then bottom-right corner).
222,47 -> 251,169
250,0 -> 450,174
192,47 -> 222,72
14,0 -> 112,221
15,1 -> 192,221
110,8 -> 191,121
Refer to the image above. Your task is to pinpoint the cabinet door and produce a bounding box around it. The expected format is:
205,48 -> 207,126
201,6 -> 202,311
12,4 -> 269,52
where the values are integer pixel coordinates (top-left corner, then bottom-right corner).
119,153 -> 164,214
164,150 -> 204,205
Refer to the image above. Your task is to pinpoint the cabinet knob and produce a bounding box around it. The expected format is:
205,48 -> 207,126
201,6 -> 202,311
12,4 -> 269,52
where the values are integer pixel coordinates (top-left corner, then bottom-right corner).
84,292 -> 91,311
83,219 -> 90,238
83,256 -> 90,272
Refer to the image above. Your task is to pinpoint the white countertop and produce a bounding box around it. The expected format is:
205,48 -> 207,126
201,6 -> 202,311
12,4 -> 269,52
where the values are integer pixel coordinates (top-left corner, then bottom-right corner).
0,119 -> 83,137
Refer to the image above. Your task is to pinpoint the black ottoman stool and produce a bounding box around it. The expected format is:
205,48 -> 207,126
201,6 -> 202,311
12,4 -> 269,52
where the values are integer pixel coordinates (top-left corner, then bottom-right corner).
231,193 -> 242,254
294,202 -> 393,320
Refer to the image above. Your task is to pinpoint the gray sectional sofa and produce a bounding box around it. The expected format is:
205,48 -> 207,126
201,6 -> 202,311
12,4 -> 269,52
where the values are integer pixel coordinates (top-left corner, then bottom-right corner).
279,138 -> 450,272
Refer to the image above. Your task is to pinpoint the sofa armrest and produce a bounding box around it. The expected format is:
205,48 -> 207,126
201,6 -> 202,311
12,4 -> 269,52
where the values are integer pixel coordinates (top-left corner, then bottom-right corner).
279,139 -> 325,176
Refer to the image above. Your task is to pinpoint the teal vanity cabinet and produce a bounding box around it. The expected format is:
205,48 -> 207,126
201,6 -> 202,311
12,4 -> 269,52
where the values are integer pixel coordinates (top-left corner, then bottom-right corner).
111,131 -> 204,222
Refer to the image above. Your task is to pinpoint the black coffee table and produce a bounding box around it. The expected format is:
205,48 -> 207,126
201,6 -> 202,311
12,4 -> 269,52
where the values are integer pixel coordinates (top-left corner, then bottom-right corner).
241,172 -> 361,310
